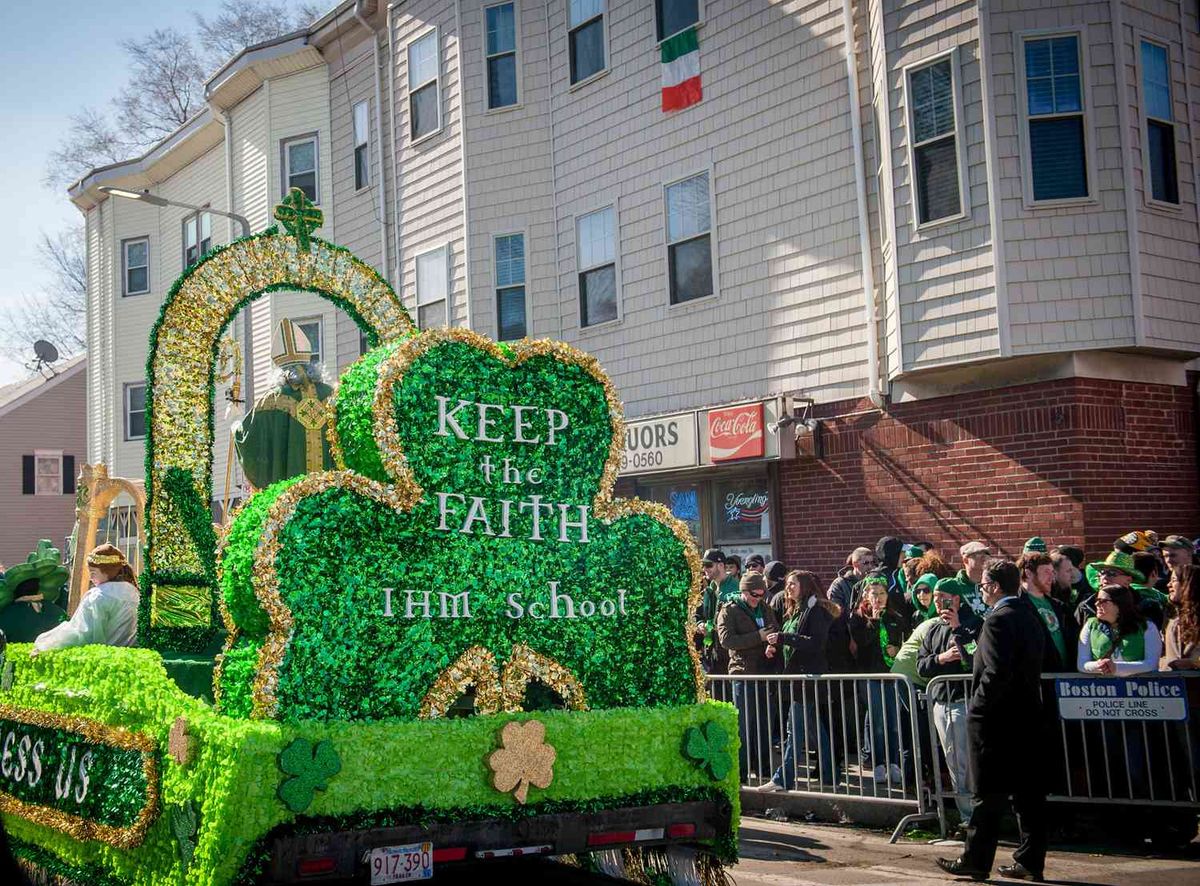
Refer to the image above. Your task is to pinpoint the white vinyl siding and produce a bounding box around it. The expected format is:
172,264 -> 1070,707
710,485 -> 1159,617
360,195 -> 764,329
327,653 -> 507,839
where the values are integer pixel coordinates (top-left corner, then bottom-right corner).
122,237 -> 149,296
416,245 -> 450,329
664,172 -> 713,305
408,29 -> 442,141
577,206 -> 618,326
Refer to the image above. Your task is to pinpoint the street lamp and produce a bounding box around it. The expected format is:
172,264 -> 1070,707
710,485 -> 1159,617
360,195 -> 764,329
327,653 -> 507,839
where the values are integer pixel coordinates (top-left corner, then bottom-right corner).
98,186 -> 251,238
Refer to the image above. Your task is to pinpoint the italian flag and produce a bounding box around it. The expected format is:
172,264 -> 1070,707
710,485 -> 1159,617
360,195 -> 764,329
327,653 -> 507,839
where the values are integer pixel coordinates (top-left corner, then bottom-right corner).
661,27 -> 701,112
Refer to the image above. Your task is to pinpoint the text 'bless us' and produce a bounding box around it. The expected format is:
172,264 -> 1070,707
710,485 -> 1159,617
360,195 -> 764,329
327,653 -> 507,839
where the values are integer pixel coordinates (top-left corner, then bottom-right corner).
432,396 -> 591,544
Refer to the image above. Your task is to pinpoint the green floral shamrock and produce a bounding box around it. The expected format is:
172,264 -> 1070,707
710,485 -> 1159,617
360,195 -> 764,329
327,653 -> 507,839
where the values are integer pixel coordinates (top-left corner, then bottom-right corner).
682,721 -> 732,781
170,800 -> 199,872
277,738 -> 342,813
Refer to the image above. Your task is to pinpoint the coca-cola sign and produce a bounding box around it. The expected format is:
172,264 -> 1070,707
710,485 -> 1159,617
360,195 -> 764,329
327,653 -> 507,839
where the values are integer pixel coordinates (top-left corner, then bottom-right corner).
707,403 -> 765,462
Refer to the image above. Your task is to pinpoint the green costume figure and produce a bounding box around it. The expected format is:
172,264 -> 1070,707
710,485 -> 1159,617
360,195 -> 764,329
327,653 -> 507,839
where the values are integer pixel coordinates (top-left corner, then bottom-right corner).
0,539 -> 69,642
234,319 -> 335,489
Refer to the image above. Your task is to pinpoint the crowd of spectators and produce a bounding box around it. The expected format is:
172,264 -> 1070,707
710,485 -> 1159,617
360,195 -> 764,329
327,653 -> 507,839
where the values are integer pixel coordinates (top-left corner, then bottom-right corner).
694,531 -> 1200,803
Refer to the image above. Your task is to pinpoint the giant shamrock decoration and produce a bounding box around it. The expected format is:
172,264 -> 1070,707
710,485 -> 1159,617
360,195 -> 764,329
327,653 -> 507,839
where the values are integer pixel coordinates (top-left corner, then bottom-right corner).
217,329 -> 703,722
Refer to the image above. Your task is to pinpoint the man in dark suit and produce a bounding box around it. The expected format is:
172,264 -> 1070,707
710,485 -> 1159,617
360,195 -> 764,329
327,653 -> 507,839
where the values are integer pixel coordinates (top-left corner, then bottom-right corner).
937,558 -> 1049,882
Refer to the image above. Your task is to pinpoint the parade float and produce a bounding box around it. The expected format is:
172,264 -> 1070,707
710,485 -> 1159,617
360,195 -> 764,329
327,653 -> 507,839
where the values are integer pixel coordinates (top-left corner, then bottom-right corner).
0,191 -> 739,886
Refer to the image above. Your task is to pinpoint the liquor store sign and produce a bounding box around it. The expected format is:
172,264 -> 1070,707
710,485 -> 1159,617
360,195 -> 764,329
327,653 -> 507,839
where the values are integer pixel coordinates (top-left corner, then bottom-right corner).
620,400 -> 792,476
0,705 -> 159,847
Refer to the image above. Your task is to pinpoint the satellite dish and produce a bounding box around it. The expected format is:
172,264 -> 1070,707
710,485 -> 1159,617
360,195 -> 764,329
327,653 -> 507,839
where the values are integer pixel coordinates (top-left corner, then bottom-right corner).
34,340 -> 59,364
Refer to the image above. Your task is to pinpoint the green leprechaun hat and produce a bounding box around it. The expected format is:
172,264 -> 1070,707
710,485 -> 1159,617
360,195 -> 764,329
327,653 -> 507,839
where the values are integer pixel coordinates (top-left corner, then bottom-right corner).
1086,548 -> 1146,588
1,540 -> 70,608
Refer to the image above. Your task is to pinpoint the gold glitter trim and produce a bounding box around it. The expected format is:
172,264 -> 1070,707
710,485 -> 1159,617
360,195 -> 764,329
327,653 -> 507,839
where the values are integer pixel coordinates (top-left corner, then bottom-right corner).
86,553 -> 126,566
418,646 -> 501,719
0,705 -> 159,849
248,471 -> 419,719
418,644 -> 586,720
370,329 -> 705,704
499,644 -> 587,713
326,379 -> 348,471
147,232 -> 413,622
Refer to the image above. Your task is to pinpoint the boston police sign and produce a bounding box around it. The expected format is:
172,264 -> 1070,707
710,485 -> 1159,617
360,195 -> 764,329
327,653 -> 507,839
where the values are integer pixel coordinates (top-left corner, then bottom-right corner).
1055,677 -> 1188,721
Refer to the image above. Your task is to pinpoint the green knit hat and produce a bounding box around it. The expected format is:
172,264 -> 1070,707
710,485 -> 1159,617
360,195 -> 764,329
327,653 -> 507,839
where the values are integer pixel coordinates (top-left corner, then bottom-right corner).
1023,536 -> 1048,553
932,576 -> 970,599
1086,549 -> 1146,585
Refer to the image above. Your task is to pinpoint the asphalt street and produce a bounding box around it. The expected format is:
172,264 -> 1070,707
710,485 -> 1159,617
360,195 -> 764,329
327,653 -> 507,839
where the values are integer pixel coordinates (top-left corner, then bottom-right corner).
417,817 -> 1198,884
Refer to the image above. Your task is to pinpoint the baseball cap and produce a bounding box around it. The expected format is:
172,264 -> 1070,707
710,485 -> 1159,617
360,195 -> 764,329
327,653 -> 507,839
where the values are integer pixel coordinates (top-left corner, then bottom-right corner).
959,541 -> 990,558
701,548 -> 726,566
1161,535 -> 1192,551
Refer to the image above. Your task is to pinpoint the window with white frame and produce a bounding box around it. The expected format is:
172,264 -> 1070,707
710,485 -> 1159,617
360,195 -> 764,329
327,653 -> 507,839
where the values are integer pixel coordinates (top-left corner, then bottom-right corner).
656,0 -> 700,43
283,135 -> 319,202
665,173 -> 713,304
1140,40 -> 1178,205
908,56 -> 962,224
125,383 -> 147,440
183,210 -> 213,268
577,207 -> 617,326
123,237 -> 150,296
494,233 -> 526,340
408,30 -> 441,140
353,100 -> 371,190
416,246 -> 449,329
568,0 -> 606,85
485,3 -> 519,109
34,451 -> 63,496
1023,35 -> 1088,201
292,317 -> 323,366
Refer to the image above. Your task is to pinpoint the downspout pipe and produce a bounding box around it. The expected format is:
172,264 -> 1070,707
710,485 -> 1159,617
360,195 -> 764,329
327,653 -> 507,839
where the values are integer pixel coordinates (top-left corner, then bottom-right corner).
387,3 -> 402,288
841,0 -> 885,410
355,1 -> 390,283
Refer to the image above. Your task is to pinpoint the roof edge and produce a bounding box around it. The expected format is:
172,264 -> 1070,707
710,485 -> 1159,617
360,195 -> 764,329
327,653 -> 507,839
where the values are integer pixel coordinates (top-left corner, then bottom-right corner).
0,354 -> 87,422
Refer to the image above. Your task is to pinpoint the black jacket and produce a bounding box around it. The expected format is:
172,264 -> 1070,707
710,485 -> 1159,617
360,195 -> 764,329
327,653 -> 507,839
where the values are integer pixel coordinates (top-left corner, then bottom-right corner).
1075,591 -> 1164,633
916,613 -> 981,703
828,568 -> 858,621
848,608 -> 909,674
775,602 -> 835,675
967,596 -> 1048,794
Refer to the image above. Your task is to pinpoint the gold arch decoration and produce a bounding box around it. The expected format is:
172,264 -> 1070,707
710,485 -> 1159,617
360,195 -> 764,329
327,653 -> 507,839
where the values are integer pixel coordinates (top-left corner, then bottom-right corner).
144,205 -> 412,649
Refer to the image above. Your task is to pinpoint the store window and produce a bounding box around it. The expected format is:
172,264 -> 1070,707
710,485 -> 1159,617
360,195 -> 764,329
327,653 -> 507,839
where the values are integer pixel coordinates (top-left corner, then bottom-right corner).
643,482 -> 702,541
711,477 -> 771,560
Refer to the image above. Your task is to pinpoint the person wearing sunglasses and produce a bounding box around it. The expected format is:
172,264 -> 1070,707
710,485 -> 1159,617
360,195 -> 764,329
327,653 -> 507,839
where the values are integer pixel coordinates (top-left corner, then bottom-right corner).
1077,585 -> 1161,677
717,571 -> 780,781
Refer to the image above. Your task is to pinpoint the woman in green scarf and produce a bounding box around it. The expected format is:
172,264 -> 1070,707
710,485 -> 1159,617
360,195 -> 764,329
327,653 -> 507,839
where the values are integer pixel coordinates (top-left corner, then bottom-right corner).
1077,584 -> 1161,676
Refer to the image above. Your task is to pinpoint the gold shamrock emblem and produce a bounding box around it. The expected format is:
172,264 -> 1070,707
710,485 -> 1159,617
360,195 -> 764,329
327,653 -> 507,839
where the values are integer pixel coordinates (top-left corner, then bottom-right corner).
487,720 -> 556,804
295,397 -> 328,431
168,716 -> 196,767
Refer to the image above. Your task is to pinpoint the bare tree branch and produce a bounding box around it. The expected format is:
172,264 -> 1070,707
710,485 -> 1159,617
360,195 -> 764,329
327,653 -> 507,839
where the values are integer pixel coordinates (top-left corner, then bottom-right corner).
43,108 -> 137,189
113,28 -> 206,143
194,1 -> 324,67
0,225 -> 87,363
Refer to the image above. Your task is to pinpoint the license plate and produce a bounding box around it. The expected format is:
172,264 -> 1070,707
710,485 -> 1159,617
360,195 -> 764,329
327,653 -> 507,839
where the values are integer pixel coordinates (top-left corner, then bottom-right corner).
369,843 -> 433,884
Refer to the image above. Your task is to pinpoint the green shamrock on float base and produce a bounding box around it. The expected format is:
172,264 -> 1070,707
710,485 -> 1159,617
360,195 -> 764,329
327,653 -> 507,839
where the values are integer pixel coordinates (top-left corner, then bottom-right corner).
682,721 -> 733,781
277,738 -> 342,813
217,329 -> 703,723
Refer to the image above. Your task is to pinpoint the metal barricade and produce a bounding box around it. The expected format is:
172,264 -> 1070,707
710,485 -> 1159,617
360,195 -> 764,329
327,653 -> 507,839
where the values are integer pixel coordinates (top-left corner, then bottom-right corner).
706,673 -> 937,840
924,671 -> 1200,838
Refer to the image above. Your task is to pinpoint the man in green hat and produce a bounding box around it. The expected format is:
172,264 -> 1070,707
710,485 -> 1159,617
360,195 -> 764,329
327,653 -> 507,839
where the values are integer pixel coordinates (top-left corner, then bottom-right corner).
1075,549 -> 1163,629
0,540 -> 69,642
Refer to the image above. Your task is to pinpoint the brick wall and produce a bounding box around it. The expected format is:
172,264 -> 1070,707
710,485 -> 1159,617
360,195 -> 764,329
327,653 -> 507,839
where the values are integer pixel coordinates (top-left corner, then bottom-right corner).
778,376 -> 1199,582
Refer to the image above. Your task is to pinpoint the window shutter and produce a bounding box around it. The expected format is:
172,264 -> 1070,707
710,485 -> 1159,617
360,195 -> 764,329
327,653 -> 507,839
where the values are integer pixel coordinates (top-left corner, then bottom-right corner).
22,455 -> 34,495
63,455 -> 76,495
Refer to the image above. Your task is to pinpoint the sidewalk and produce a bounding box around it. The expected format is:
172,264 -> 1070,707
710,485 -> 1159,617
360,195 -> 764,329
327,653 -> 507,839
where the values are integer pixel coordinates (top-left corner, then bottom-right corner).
732,816 -> 1200,885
